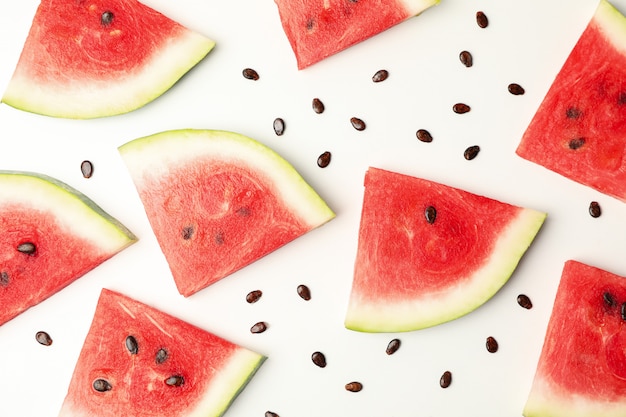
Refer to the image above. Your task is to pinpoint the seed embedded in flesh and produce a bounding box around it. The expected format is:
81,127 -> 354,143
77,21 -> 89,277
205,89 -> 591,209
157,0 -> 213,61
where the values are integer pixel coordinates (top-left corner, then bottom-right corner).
214,231 -> 225,245
453,103 -> 471,114
517,294 -> 533,309
297,284 -> 311,301
372,69 -> 389,83
182,226 -> 194,240
416,129 -> 433,143
125,335 -> 139,355
459,50 -> 473,67
165,375 -> 185,387
604,292 -> 616,307
350,117 -> 366,131
566,107 -> 581,119
80,160 -> 94,178
0,271 -> 9,287
155,348 -> 169,364
425,206 -> 437,224
250,321 -> 268,334
311,351 -> 327,368
17,242 -> 37,255
621,302 -> 626,321
273,118 -> 285,136
93,378 -> 112,392
476,11 -> 489,28
440,371 -> 452,388
317,151 -> 331,168
589,201 -> 601,218
35,331 -> 53,346
569,138 -> 585,150
242,68 -> 259,81
386,338 -> 401,355
486,336 -> 499,353
101,11 -> 114,26
345,381 -> 363,392
246,289 -> 263,304
464,145 -> 480,160
508,83 -> 525,95
312,98 -> 325,114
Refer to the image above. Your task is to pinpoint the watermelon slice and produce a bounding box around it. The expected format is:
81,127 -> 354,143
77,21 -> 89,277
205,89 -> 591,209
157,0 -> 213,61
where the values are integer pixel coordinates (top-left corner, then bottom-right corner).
1,0 -> 214,119
274,0 -> 439,69
523,260 -> 626,417
344,167 -> 546,332
0,171 -> 136,326
58,288 -> 265,417
118,129 -> 335,297
516,0 -> 626,202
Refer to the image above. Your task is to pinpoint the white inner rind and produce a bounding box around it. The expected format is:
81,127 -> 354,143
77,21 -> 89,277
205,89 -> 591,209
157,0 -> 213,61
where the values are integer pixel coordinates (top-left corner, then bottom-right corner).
0,172 -> 135,253
2,31 -> 214,119
400,0 -> 440,16
345,208 -> 546,332
118,129 -> 335,228
595,0 -> 626,55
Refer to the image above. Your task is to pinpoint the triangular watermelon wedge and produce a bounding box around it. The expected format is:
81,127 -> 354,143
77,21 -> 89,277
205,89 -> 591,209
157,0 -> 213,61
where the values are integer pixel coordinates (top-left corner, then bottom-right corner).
516,0 -> 626,202
2,0 -> 214,119
58,288 -> 265,417
523,260 -> 626,417
0,171 -> 136,326
274,0 -> 439,69
345,167 -> 546,332
119,129 -> 335,297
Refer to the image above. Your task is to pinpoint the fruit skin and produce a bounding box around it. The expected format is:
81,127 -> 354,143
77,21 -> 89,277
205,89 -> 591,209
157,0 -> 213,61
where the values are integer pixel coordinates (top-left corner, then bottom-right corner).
119,129 -> 335,297
516,0 -> 626,202
1,0 -> 214,119
523,260 -> 626,417
274,0 -> 439,69
0,171 -> 136,326
58,288 -> 266,417
344,167 -> 546,333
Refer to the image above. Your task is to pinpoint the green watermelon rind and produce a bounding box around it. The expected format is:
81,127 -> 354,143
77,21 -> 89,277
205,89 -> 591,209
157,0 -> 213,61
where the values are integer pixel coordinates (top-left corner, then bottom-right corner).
344,208 -> 546,333
118,129 -> 336,228
0,170 -> 137,251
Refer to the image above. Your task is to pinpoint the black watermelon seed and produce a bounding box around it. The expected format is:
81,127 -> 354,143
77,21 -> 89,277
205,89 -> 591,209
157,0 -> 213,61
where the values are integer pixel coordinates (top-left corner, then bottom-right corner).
93,378 -> 112,392
125,335 -> 138,354
182,225 -> 194,240
508,83 -> 525,95
416,129 -> 433,143
246,289 -> 263,304
0,271 -> 9,287
35,331 -> 53,346
165,375 -> 184,387
464,145 -> 480,160
425,206 -> 437,224
155,348 -> 169,364
621,302 -> 626,320
350,117 -> 366,131
317,151 -> 331,168
297,284 -> 311,300
459,50 -> 473,67
476,11 -> 488,28
273,118 -> 285,136
517,294 -> 533,309
604,292 -> 616,307
589,201 -> 602,218
386,338 -> 401,355
80,160 -> 94,178
242,68 -> 259,80
440,371 -> 452,388
345,381 -> 363,392
312,98 -> 325,114
306,18 -> 315,31
17,242 -> 37,255
486,336 -> 499,353
453,103 -> 471,114
100,11 -> 114,26
569,138 -> 585,150
372,69 -> 389,82
250,321 -> 268,334
265,412 -> 280,417
618,92 -> 626,105
566,107 -> 581,119
311,351 -> 327,368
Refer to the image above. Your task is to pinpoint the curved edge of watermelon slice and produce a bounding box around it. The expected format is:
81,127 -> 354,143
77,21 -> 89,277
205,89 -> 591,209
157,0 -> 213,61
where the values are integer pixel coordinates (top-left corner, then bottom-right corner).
344,208 -> 546,333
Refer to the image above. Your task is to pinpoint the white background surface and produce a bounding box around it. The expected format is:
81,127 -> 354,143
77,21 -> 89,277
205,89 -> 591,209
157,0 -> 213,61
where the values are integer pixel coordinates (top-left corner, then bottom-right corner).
1,0 -> 626,416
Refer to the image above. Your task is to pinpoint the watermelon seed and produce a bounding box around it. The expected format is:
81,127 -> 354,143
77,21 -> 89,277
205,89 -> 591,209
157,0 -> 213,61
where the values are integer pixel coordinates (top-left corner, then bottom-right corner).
182,226 -> 194,240
297,284 -> 311,300
453,103 -> 471,114
92,378 -> 112,392
242,68 -> 259,81
459,50 -> 473,67
155,348 -> 168,364
350,117 -> 366,131
508,83 -> 525,95
265,412 -> 279,417
386,338 -> 401,355
516,294 -> 533,309
165,375 -> 184,387
486,336 -> 499,353
568,138 -> 586,150
306,18 -> 315,31
215,231 -> 225,245
236,207 -> 251,217
125,335 -> 138,355
603,292 -> 616,307
312,98 -> 325,114
618,92 -> 626,105
566,107 -> 581,119
250,321 -> 268,334
17,242 -> 36,255
345,381 -> 363,392
100,11 -> 114,26
416,129 -> 433,143
317,151 -> 331,168
0,271 -> 9,287
621,302 -> 626,320
246,290 -> 263,304
311,351 -> 327,368
476,11 -> 489,28
439,371 -> 452,388
464,145 -> 480,160
425,206 -> 437,224
80,160 -> 94,178
35,331 -> 53,346
589,201 -> 602,218
273,118 -> 285,136
372,69 -> 389,83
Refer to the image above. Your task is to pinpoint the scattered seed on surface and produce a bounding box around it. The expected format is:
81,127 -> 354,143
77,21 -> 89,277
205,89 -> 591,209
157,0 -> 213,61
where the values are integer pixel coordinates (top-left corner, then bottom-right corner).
155,348 -> 169,364
317,151 -> 332,168
0,271 -> 9,287
312,98 -> 325,114
517,294 -> 533,309
440,371 -> 452,388
508,83 -> 525,95
125,335 -> 139,355
100,11 -> 114,26
80,160 -> 94,178
569,137 -> 585,150
566,107 -> 581,119
386,338 -> 401,355
372,69 -> 389,82
425,206 -> 437,224
345,381 -> 363,392
265,412 -> 279,417
297,284 -> 311,301
273,118 -> 285,136
589,201 -> 602,218
459,50 -> 473,67
416,129 -> 433,143
93,378 -> 112,392
17,242 -> 37,255
604,292 -> 616,307
246,289 -> 263,304
311,351 -> 327,368
486,336 -> 499,353
242,68 -> 259,80
350,117 -> 366,131
453,103 -> 471,114
182,225 -> 194,240
165,375 -> 185,387
476,11 -> 489,28
35,331 -> 53,346
250,321 -> 268,334
464,145 -> 480,160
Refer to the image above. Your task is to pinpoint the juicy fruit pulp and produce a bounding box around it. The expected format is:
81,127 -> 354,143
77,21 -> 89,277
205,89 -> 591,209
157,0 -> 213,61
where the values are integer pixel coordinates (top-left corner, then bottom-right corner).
523,260 -> 626,417
345,168 -> 546,332
2,0 -> 214,118
0,171 -> 136,326
274,0 -> 439,69
58,289 -> 265,417
516,0 -> 626,202
119,129 -> 335,297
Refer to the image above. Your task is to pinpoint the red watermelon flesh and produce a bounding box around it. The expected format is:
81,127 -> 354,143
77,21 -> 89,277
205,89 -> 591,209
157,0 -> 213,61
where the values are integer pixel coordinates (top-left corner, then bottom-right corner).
523,260 -> 626,417
2,0 -> 214,119
58,288 -> 265,417
516,0 -> 626,202
345,167 -> 546,332
0,171 -> 136,326
274,0 -> 439,69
